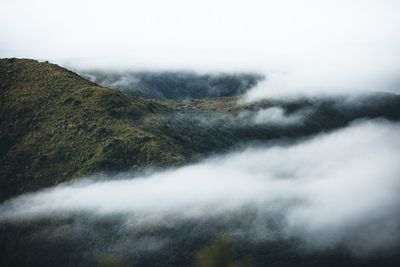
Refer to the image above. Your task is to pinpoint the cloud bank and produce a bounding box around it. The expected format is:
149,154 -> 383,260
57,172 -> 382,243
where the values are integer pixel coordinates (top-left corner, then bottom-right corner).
1,119 -> 399,255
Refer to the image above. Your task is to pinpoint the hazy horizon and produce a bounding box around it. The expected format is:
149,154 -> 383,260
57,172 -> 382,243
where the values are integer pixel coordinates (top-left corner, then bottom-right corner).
1,0 -> 400,98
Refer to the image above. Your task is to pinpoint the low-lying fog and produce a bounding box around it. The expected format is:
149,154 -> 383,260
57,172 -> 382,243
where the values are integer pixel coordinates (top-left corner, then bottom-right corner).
1,119 -> 399,255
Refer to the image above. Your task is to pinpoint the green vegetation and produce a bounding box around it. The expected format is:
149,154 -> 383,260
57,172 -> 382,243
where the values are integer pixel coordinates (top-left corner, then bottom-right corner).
196,236 -> 252,267
0,59 -> 184,200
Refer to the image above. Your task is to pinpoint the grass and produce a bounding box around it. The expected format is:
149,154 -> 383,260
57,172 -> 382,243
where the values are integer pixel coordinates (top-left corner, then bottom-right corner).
0,59 -> 184,200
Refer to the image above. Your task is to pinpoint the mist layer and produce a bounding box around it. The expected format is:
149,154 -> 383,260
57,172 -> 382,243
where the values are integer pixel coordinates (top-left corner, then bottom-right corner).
1,119 -> 399,254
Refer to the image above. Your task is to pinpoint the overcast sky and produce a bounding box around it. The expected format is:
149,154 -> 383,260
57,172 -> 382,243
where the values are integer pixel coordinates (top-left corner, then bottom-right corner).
1,0 -> 400,95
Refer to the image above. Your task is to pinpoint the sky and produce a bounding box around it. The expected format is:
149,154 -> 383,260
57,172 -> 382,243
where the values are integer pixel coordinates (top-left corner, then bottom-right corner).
0,1 -> 399,70
1,0 -> 400,96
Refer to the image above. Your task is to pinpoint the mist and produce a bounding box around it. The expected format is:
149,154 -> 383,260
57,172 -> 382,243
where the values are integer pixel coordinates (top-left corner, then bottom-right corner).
246,107 -> 306,126
1,0 -> 400,98
1,119 -> 399,255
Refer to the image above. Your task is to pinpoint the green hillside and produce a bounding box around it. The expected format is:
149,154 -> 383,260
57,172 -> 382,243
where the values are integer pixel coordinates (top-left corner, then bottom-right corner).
1,58 -> 400,201
0,59 -> 185,200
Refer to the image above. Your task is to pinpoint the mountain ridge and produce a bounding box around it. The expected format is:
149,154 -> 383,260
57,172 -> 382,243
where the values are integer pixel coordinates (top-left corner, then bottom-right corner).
77,69 -> 264,99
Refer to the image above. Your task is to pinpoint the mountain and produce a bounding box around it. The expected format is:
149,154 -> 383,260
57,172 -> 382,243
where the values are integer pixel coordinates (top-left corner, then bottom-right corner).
1,58 -> 400,201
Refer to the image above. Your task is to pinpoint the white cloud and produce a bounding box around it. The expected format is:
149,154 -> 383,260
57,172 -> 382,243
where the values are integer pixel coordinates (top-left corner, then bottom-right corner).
250,107 -> 305,125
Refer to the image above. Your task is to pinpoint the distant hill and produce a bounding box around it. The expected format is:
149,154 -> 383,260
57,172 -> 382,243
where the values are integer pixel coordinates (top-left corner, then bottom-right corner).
77,69 -> 264,99
1,58 -> 400,200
